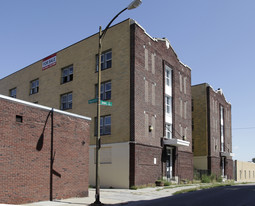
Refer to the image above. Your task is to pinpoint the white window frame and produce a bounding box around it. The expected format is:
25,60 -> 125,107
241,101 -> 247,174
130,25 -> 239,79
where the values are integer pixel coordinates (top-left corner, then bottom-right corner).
96,50 -> 112,71
220,105 -> 224,152
95,115 -> 111,136
61,92 -> 72,110
165,95 -> 172,115
10,88 -> 17,98
61,65 -> 73,84
96,81 -> 111,100
30,79 -> 39,95
166,124 -> 172,139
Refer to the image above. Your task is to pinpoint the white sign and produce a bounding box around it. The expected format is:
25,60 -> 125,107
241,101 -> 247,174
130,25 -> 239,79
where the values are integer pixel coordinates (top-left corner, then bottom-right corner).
42,53 -> 57,70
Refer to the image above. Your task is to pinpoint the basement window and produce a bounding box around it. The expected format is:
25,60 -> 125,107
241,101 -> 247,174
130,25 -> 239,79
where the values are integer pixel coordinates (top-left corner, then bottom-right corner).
16,115 -> 23,123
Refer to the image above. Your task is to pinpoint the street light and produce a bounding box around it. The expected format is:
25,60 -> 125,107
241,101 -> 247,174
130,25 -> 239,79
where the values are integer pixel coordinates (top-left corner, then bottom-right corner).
94,0 -> 142,205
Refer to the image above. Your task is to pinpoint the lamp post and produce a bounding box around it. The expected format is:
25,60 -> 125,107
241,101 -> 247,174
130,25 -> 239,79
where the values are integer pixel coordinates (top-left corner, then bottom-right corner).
94,0 -> 142,205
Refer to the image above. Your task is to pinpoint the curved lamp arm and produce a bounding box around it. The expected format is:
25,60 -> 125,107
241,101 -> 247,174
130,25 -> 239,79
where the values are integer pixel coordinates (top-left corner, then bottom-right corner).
100,0 -> 142,40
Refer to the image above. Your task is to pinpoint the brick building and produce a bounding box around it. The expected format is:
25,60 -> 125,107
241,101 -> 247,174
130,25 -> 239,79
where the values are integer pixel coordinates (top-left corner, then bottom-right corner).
192,83 -> 233,179
0,19 -> 193,188
0,94 -> 91,204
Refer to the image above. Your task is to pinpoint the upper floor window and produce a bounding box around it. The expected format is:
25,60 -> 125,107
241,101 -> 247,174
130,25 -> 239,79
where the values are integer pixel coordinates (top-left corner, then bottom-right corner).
61,65 -> 73,84
165,65 -> 172,87
10,88 -> 17,98
165,96 -> 172,115
96,81 -> 111,100
61,92 -> 72,110
30,79 -> 39,95
220,105 -> 224,152
96,50 -> 112,71
95,115 -> 111,136
166,124 -> 172,139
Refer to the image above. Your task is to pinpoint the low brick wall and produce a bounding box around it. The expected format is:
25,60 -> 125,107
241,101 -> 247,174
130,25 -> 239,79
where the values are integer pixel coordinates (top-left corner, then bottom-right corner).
0,95 -> 91,204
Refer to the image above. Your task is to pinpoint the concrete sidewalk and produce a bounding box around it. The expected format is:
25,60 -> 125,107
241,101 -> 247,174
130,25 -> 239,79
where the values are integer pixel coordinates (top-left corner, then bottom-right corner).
17,185 -> 199,206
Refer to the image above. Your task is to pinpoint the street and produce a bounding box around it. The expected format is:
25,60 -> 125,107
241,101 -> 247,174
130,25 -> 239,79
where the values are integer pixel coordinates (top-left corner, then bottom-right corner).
127,184 -> 255,206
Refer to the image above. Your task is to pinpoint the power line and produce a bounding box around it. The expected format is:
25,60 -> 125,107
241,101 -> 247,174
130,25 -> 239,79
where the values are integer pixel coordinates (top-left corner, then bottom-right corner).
233,127 -> 255,130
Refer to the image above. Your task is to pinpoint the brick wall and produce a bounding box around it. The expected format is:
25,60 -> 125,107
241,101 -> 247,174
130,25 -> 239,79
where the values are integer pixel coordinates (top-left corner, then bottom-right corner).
208,86 -> 233,178
130,143 -> 162,186
0,95 -> 90,204
210,156 -> 221,176
130,22 -> 193,185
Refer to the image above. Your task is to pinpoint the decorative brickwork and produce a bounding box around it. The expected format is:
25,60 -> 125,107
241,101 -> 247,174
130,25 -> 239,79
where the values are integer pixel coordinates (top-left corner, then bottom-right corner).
130,22 -> 193,186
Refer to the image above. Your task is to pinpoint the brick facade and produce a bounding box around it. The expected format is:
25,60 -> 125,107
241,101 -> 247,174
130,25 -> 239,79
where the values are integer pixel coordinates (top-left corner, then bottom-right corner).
1,19 -> 194,189
192,84 -> 233,179
0,95 -> 90,204
130,22 -> 193,186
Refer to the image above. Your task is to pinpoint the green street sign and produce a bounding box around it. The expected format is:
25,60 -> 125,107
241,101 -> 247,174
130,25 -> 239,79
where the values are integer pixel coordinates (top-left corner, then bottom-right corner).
88,98 -> 98,104
100,100 -> 112,106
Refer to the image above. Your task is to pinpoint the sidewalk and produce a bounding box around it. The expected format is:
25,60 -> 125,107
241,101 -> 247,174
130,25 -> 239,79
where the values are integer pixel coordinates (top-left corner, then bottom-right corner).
16,185 -> 199,206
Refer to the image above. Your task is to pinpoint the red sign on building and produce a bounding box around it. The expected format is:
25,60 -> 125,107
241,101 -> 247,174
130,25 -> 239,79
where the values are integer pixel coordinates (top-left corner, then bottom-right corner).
42,53 -> 57,70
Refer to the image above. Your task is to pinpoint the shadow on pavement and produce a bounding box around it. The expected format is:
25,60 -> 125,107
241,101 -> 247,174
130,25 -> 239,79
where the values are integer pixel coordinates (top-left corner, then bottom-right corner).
106,184 -> 255,206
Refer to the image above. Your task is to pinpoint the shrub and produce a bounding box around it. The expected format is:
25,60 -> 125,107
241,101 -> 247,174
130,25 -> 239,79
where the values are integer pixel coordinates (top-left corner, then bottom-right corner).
130,185 -> 138,190
164,181 -> 171,186
201,174 -> 211,183
216,176 -> 223,183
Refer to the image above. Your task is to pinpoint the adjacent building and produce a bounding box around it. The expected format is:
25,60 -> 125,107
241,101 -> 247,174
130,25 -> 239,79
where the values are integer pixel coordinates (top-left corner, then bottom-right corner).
0,94 -> 91,204
192,83 -> 233,179
0,19 -> 193,188
234,160 -> 255,182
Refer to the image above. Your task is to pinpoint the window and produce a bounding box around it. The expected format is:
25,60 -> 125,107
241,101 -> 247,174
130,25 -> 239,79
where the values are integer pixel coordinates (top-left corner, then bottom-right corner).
220,105 -> 224,152
96,81 -> 111,100
10,88 -> 17,98
165,65 -> 172,87
96,50 -> 112,71
30,79 -> 39,95
165,124 -> 172,139
95,115 -> 111,135
61,92 -> 72,110
61,65 -> 73,84
16,115 -> 23,123
165,96 -> 172,115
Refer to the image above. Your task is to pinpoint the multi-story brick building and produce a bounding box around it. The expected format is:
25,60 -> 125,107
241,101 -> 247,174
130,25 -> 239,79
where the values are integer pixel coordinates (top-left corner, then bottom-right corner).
0,94 -> 91,204
192,83 -> 233,179
0,19 -> 193,188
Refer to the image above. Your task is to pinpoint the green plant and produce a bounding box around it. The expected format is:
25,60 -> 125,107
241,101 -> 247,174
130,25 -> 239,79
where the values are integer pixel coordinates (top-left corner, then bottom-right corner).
210,174 -> 216,182
164,181 -> 171,186
130,185 -> 138,190
216,176 -> 223,183
201,174 -> 211,183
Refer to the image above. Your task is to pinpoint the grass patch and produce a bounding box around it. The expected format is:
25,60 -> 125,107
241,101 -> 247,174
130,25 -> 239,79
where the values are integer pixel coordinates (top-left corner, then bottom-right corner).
173,181 -> 235,195
173,187 -> 199,195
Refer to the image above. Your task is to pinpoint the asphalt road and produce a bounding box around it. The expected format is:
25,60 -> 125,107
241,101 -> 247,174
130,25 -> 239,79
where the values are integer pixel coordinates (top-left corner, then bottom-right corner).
126,184 -> 255,206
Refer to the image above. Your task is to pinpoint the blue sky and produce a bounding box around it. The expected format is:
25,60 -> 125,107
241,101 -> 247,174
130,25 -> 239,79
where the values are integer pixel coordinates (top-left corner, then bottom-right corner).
0,0 -> 254,162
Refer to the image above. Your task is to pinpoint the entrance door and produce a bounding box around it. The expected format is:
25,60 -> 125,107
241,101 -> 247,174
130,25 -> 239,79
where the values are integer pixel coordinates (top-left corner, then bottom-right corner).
166,149 -> 173,180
